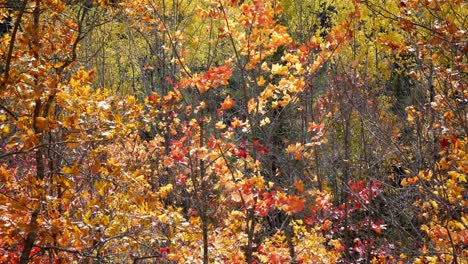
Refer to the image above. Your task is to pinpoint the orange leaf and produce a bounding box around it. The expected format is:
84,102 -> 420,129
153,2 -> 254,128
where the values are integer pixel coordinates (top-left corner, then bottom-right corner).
220,96 -> 235,111
35,117 -> 48,131
294,180 -> 304,192
307,122 -> 323,132
287,195 -> 305,214
257,76 -> 266,86
247,98 -> 257,113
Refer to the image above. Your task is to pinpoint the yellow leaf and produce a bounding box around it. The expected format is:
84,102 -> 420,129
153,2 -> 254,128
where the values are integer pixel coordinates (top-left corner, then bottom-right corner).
1,124 -> 9,134
257,76 -> 266,86
462,216 -> 468,226
279,94 -> 291,107
62,163 -> 80,176
247,98 -> 257,113
107,224 -> 119,237
272,101 -> 279,109
158,213 -> 168,224
159,184 -> 173,199
132,169 -> 145,181
295,63 -> 303,74
260,117 -> 270,126
94,180 -> 107,196
100,214 -> 110,226
59,175 -> 73,188
83,210 -> 91,225
0,166 -> 11,181
215,121 -> 226,130
405,106 -> 415,122
135,175 -> 145,182
448,171 -> 466,182
35,117 -> 48,131
271,64 -> 288,75
400,178 -> 407,187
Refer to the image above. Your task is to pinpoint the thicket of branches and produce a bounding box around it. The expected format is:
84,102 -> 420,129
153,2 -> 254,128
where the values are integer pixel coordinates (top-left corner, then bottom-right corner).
0,0 -> 466,263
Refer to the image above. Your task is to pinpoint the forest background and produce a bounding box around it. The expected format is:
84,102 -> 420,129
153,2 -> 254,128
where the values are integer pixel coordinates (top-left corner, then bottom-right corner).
0,0 -> 466,263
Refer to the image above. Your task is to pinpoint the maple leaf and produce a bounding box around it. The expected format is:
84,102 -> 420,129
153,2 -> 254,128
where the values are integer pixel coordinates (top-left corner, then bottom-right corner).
176,174 -> 188,186
219,95 -> 235,111
247,98 -> 257,113
215,121 -> 227,130
233,146 -> 247,159
440,137 -> 450,148
294,180 -> 304,193
62,163 -> 80,176
34,117 -> 48,131
271,63 -> 289,75
277,194 -> 305,215
257,76 -> 266,86
260,117 -> 270,126
230,117 -> 243,129
147,93 -> 161,104
307,122 -> 323,133
171,148 -> 185,162
371,221 -> 387,234
159,247 -> 171,256
159,184 -> 173,199
252,140 -> 268,155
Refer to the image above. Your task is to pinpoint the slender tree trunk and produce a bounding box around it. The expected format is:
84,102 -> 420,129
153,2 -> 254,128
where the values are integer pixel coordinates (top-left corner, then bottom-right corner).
342,92 -> 353,262
19,207 -> 41,264
2,0 -> 28,84
245,208 -> 256,264
286,220 -> 296,263
20,3 -> 44,262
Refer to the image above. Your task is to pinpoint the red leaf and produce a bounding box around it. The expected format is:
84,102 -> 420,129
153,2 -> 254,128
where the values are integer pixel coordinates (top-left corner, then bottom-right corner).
287,195 -> 305,214
159,247 -> 170,256
440,137 -> 449,148
236,148 -> 247,158
171,149 -> 185,162
253,140 -> 269,155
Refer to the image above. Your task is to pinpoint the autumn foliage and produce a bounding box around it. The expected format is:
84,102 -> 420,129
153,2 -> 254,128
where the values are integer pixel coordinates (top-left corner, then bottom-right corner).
0,0 -> 466,263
